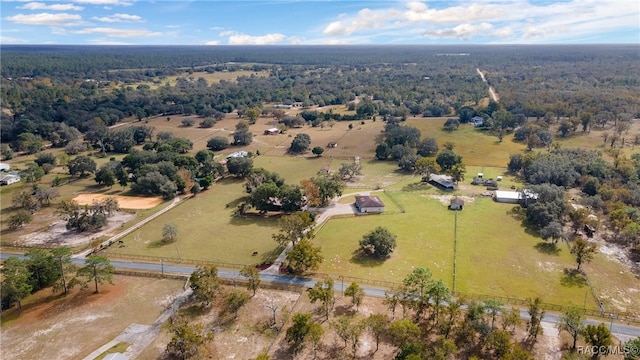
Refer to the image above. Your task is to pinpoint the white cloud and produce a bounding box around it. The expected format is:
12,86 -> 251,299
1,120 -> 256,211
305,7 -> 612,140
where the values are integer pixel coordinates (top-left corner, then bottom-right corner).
5,13 -> 83,26
92,13 -> 142,23
227,33 -> 286,45
210,26 -> 223,30
18,2 -> 84,11
72,27 -> 161,38
219,30 -> 235,37
320,0 -> 639,43
205,40 -> 220,45
404,1 -> 505,25
166,25 -> 180,29
323,7 -> 400,36
422,23 -> 494,40
73,0 -> 132,6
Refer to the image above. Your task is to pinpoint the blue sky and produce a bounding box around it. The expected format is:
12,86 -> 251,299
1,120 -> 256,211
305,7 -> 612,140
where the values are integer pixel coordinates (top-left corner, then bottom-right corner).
1,0 -> 639,45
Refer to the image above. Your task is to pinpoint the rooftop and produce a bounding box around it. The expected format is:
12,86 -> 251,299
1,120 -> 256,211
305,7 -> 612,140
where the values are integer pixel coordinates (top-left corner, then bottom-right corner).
355,195 -> 385,208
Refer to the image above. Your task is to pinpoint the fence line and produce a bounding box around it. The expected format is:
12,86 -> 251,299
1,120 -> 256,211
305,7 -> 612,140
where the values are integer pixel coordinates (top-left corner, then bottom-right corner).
103,252 -> 247,269
382,190 -> 406,213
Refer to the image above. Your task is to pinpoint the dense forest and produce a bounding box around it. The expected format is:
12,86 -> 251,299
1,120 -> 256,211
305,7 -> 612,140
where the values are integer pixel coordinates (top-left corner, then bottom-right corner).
2,45 -> 638,148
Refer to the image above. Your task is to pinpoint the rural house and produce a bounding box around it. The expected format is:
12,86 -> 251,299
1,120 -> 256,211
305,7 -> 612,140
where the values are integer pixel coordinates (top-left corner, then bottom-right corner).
264,128 -> 280,135
354,195 -> 385,213
0,172 -> 21,185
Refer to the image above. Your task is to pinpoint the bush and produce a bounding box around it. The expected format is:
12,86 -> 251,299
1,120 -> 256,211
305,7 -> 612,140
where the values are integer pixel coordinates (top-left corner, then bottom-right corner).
207,136 -> 229,151
181,118 -> 195,127
200,118 -> 216,128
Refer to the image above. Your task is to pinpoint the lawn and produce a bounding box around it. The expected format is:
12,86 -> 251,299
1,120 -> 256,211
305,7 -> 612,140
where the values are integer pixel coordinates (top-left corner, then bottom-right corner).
107,178 -> 282,266
314,191 -> 601,310
405,118 -> 527,167
314,192 -> 456,284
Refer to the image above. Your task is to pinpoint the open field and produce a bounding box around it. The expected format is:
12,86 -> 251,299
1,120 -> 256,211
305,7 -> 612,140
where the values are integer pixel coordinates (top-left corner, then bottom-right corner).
0,275 -> 184,360
106,178 -> 283,266
314,191 -> 602,310
314,192 -> 456,284
125,69 -> 270,89
405,118 -> 527,167
455,198 -> 598,309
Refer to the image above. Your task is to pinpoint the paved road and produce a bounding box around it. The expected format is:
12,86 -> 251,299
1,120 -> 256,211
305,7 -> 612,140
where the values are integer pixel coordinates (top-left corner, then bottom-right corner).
5,252 -> 636,341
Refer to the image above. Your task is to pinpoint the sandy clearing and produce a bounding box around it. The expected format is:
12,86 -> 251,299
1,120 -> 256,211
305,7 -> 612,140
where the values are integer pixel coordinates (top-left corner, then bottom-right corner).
73,194 -> 163,210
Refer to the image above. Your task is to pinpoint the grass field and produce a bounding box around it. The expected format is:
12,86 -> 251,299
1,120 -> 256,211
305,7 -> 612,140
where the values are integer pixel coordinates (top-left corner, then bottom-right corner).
126,69 -> 269,89
405,118 -> 527,167
107,178 -> 282,265
314,192 -> 600,310
314,192 -> 456,283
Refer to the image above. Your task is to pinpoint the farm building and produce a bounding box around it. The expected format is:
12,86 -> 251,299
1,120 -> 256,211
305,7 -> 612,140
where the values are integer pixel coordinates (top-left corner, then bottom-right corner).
0,163 -> 10,172
494,190 -> 521,203
264,128 -> 280,135
428,174 -> 456,191
0,173 -> 21,185
449,198 -> 464,210
354,195 -> 385,213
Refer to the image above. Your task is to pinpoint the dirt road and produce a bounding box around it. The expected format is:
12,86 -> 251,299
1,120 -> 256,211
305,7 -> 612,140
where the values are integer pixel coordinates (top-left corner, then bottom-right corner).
477,68 -> 499,103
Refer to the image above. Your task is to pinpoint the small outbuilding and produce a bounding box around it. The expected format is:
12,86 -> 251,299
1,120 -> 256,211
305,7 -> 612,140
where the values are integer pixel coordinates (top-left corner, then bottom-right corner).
264,128 -> 280,135
449,198 -> 464,211
355,195 -> 385,213
226,151 -> 249,159
327,142 -> 338,148
471,116 -> 484,127
0,163 -> 10,172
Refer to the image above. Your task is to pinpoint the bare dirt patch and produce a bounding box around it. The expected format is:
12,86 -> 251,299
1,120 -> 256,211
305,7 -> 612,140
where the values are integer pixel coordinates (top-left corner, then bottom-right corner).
429,194 -> 476,206
0,276 -> 184,360
18,211 -> 135,247
73,194 -> 163,210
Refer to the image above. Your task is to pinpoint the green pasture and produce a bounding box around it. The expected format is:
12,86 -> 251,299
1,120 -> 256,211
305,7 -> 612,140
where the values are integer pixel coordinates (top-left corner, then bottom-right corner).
405,118 -> 527,167
253,155 -> 330,185
107,178 -> 282,265
314,192 -> 456,283
314,192 -> 599,310
455,198 -> 597,309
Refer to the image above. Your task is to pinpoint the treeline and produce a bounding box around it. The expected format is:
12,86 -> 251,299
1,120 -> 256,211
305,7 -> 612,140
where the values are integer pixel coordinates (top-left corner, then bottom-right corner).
508,148 -> 640,258
1,250 -> 114,313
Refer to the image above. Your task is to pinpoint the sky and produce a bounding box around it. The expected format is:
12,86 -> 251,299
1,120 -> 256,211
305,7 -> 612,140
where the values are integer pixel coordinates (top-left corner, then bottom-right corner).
1,0 -> 639,45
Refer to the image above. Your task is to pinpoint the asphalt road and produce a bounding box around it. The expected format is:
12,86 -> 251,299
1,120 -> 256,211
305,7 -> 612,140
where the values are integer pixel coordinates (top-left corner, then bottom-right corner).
2,252 -> 639,340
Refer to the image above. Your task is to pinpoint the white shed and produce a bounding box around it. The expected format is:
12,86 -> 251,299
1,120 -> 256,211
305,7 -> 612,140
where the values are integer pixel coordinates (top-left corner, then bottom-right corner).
494,190 -> 521,204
